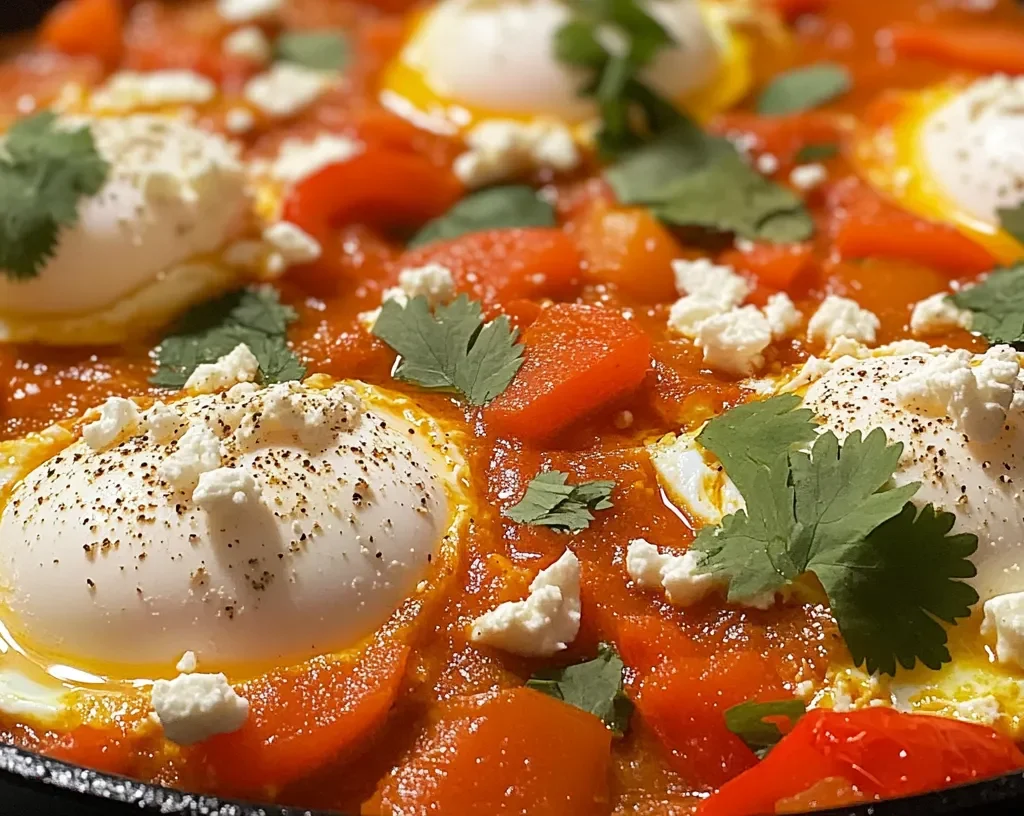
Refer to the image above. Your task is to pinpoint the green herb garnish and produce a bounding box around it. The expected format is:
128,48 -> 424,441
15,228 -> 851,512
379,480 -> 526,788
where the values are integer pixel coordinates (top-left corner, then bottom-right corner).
151,288 -> 305,388
275,30 -> 350,71
724,699 -> 805,758
794,142 -> 839,163
504,470 -> 614,532
527,643 -> 634,735
0,112 -> 110,281
950,264 -> 1024,347
757,63 -> 851,116
371,294 -> 524,405
998,204 -> 1024,248
692,395 -> 979,676
409,185 -> 556,249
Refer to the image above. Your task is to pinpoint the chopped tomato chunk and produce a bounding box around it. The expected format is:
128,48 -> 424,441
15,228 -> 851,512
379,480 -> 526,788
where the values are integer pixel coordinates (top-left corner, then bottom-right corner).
486,304 -> 652,441
194,635 -> 408,797
766,0 -> 829,21
398,228 -> 582,312
699,708 -> 1024,816
828,178 -> 996,277
571,202 -> 681,302
719,242 -> 814,291
710,111 -> 847,167
44,726 -> 137,777
890,24 -> 1024,75
39,0 -> 124,69
378,688 -> 612,816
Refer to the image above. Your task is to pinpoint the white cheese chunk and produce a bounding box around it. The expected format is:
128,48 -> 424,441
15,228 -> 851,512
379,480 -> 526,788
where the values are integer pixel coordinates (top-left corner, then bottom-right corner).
193,466 -> 261,508
156,423 -> 223,492
780,356 -> 833,393
90,71 -> 216,112
470,550 -> 581,657
185,343 -> 261,395
789,163 -> 828,191
763,292 -> 802,339
217,0 -> 281,22
244,64 -> 332,118
807,295 -> 880,347
81,398 -> 141,452
175,651 -> 198,674
909,292 -> 973,337
626,539 -> 716,606
225,107 -> 256,134
151,672 -> 249,746
359,263 -> 456,327
454,119 -> 579,188
672,258 -> 750,302
983,592 -> 1024,669
694,305 -> 773,376
144,401 -> 186,444
222,26 -> 271,64
257,133 -> 362,184
263,221 -> 322,273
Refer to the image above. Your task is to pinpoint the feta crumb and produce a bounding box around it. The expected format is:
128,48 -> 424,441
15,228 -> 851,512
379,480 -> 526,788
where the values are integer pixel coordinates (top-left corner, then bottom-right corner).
217,0 -> 281,22
909,292 -> 972,337
763,292 -> 802,339
185,344 -> 261,395
789,163 -> 828,191
144,401 -> 186,444
470,550 -> 581,657
695,305 -> 773,376
151,672 -> 249,746
626,539 -> 716,606
896,345 -> 1021,443
157,423 -> 223,491
90,70 -> 216,112
807,295 -> 880,347
794,679 -> 816,701
454,119 -> 580,188
193,466 -> 261,508
244,63 -> 331,118
256,133 -> 362,184
672,258 -> 751,302
983,592 -> 1024,669
263,221 -> 322,272
81,398 -> 141,451
176,651 -> 198,674
756,153 -> 779,175
222,26 -> 271,63
780,356 -> 832,393
225,107 -> 256,134
360,263 -> 456,327
237,381 -> 362,449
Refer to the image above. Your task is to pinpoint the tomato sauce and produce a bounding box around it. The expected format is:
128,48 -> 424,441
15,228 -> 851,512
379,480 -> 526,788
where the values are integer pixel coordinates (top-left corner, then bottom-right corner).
1,0 -> 1022,813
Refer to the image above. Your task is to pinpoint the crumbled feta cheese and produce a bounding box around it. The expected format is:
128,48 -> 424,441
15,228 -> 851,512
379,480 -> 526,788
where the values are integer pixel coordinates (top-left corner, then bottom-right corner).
81,398 -> 141,451
695,305 -> 773,376
789,163 -> 828,191
983,592 -> 1024,669
756,153 -> 779,175
909,292 -> 973,337
90,71 -> 216,112
144,401 -> 186,444
217,0 -> 281,22
470,550 -> 581,657
222,26 -> 271,63
237,381 -> 362,449
193,466 -> 261,508
454,119 -> 580,188
896,345 -> 1021,443
762,292 -> 802,339
780,356 -> 833,393
151,672 -> 250,746
256,133 -> 362,184
359,263 -> 456,328
672,258 -> 751,302
185,344 -> 261,395
157,423 -> 223,491
263,221 -> 322,273
225,107 -> 256,134
807,295 -> 880,347
626,539 -> 717,606
667,295 -> 732,338
176,651 -> 198,674
244,64 -> 332,118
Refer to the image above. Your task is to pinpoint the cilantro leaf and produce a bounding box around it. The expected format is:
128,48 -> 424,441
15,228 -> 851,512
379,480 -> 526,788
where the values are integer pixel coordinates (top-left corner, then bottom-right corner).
998,202 -> 1024,246
0,112 -> 110,281
757,63 -> 852,116
371,294 -> 524,405
724,699 -> 805,758
795,143 -> 839,163
606,125 -> 815,243
504,470 -> 614,532
409,186 -> 556,249
951,264 -> 1024,347
527,643 -> 634,736
815,502 -> 979,676
275,30 -> 350,71
151,288 -> 305,388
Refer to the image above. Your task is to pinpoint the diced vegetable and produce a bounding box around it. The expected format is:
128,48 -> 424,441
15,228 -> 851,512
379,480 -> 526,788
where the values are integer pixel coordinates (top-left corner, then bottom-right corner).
890,24 -> 1024,75
710,111 -> 846,167
486,304 -> 652,440
378,688 -> 612,816
719,242 -> 813,291
699,708 -> 1024,815
39,0 -> 123,68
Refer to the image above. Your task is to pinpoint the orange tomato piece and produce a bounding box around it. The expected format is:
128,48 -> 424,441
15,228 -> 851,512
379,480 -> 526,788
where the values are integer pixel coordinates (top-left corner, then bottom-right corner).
43,726 -> 137,777
719,242 -> 814,291
486,304 -> 653,441
711,111 -> 847,167
194,635 -> 409,798
699,708 -> 1024,816
571,202 -> 681,302
890,24 -> 1024,75
398,228 -> 582,311
378,688 -> 612,816
39,0 -> 124,69
766,0 -> 829,21
828,178 -> 996,277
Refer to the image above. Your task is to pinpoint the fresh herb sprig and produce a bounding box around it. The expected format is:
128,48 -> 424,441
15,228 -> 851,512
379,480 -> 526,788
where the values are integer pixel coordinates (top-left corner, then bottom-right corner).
409,186 -> 556,249
951,263 -> 1024,348
505,470 -> 615,532
724,698 -> 806,758
275,30 -> 350,71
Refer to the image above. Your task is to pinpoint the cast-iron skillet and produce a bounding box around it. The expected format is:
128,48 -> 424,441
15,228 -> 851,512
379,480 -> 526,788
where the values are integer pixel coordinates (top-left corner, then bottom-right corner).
4,2 -> 1024,814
